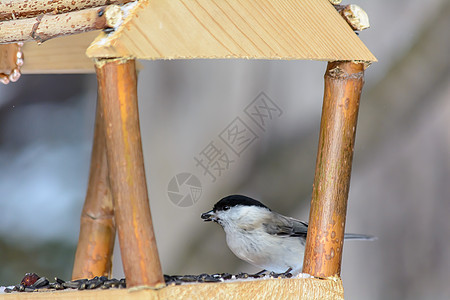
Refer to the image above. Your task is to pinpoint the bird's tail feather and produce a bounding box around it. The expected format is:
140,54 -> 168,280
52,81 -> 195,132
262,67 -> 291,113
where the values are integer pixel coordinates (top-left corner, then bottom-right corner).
344,233 -> 377,241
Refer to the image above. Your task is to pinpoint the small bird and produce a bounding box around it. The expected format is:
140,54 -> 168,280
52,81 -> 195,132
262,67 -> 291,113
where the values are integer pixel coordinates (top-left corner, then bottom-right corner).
201,195 -> 374,275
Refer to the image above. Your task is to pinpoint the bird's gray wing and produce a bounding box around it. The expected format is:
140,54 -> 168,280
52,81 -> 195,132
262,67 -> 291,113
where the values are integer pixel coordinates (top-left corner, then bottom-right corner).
262,213 -> 308,238
263,213 -> 376,240
343,233 -> 377,241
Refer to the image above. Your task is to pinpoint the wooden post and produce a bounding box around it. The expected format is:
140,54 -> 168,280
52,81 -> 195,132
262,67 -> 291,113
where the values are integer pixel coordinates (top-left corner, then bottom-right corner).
72,96 -> 115,280
302,61 -> 364,277
95,58 -> 165,288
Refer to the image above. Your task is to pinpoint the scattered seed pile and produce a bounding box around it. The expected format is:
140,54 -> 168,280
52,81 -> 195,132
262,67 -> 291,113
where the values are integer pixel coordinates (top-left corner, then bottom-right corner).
4,271 -> 293,293
4,274 -> 125,293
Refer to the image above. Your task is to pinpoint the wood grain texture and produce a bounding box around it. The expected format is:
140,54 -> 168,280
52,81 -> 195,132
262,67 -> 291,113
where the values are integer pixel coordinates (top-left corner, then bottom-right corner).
0,44 -> 18,73
96,58 -> 164,288
0,6 -> 107,44
0,277 -> 344,299
86,0 -> 376,62
72,97 -> 115,280
302,61 -> 364,277
0,0 -> 133,21
21,31 -> 99,74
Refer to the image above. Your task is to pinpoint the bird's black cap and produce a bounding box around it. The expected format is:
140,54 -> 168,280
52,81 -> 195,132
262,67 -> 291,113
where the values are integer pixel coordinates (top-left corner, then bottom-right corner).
213,195 -> 270,212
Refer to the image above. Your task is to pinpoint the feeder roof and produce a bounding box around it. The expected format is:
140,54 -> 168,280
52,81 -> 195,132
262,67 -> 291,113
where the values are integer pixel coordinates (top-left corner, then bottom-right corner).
22,32 -> 98,74
19,0 -> 376,74
86,0 -> 376,62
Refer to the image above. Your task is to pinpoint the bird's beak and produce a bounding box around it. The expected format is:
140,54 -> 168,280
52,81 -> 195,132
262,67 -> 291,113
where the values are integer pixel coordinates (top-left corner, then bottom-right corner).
201,210 -> 216,222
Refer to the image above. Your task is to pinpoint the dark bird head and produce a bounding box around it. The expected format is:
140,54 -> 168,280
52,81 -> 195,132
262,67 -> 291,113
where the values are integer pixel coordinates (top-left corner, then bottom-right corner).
201,195 -> 270,222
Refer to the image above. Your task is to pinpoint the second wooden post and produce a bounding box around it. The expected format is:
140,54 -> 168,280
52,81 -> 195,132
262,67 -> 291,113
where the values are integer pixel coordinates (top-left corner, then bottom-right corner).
72,95 -> 115,280
96,58 -> 164,288
303,61 -> 365,277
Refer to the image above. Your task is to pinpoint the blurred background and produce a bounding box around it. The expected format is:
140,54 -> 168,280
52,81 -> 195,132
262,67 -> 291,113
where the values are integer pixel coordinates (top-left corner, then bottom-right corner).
1,0 -> 449,299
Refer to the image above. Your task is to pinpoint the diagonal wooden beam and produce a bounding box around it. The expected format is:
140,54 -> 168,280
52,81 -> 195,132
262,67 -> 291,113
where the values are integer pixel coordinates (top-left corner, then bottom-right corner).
0,0 -> 134,21
0,5 -> 123,44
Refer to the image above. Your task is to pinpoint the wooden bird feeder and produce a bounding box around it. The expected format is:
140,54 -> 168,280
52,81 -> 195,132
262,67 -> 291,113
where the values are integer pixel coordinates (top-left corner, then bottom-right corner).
0,0 -> 376,299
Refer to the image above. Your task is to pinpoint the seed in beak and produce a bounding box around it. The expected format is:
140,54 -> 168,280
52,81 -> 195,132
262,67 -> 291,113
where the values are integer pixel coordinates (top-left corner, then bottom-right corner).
201,210 -> 214,222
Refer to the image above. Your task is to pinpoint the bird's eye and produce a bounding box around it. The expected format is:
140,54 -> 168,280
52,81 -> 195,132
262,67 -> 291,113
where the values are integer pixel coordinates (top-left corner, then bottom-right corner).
223,205 -> 230,211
